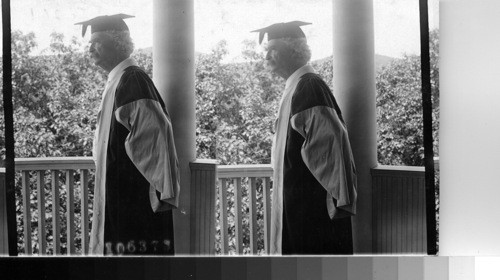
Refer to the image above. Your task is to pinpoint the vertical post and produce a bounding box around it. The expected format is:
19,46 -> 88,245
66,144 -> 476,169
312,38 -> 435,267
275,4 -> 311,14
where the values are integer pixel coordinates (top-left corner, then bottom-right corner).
332,0 -> 377,253
153,0 -> 196,255
80,169 -> 90,255
66,170 -> 75,254
21,171 -> 32,254
189,160 -> 218,254
51,170 -> 61,255
418,0 -> 437,255
219,178 -> 229,254
263,177 -> 271,254
2,0 -> 18,256
36,171 -> 46,254
249,178 -> 258,254
234,178 -> 243,254
0,169 -> 8,254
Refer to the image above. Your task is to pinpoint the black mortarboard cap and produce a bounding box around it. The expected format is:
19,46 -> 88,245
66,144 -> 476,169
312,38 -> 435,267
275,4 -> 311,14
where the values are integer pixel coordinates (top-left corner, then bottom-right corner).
251,21 -> 312,44
75,14 -> 134,37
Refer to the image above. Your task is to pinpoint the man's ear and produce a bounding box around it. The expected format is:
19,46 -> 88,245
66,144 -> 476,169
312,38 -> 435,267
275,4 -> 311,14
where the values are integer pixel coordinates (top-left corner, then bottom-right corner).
277,48 -> 293,66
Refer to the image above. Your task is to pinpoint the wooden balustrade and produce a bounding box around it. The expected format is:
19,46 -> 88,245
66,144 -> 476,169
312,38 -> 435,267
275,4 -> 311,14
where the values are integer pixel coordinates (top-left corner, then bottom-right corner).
9,157 -> 221,256
2,158 -> 437,255
216,164 -> 273,255
371,165 -> 427,254
189,159 -> 218,255
14,157 -> 95,255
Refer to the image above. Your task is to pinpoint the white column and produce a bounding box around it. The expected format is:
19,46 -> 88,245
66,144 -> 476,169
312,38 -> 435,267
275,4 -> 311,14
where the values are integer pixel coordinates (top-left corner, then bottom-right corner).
332,0 -> 377,253
153,0 -> 195,255
440,0 -> 500,255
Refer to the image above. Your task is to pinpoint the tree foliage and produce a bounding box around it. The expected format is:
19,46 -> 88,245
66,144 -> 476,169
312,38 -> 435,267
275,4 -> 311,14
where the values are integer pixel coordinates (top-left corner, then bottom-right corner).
2,30 -> 440,167
375,29 -> 440,166
195,40 -> 283,165
1,29 -> 440,254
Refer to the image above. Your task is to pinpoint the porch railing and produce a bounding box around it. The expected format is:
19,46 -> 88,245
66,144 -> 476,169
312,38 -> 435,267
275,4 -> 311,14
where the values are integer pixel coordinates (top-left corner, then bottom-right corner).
13,157 -> 94,255
216,164 -> 273,255
371,165 -> 427,254
2,157 -> 436,255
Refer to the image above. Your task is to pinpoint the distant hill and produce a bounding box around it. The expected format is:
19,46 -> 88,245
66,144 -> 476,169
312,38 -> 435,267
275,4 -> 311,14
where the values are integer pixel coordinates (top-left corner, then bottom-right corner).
136,47 -> 152,54
137,47 -> 396,72
374,54 -> 397,70
135,47 -> 204,58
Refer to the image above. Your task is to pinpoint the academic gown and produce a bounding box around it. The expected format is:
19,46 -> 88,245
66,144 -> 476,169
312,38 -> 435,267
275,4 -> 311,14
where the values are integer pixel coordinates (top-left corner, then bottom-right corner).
271,65 -> 357,255
90,58 -> 180,255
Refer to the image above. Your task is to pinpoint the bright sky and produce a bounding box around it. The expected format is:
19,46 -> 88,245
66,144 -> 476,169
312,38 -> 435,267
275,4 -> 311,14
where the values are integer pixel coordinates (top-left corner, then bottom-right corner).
1,0 -> 439,60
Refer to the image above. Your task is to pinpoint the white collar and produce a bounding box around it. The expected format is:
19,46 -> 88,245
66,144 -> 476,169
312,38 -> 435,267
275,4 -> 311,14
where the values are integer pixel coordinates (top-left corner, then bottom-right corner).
285,64 -> 315,89
107,57 -> 138,83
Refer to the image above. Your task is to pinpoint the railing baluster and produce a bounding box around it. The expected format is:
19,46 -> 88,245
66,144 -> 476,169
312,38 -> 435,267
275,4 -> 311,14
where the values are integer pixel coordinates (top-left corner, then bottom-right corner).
219,178 -> 229,254
36,171 -> 46,255
421,176 -> 427,253
0,170 -> 7,254
412,178 -> 417,252
80,169 -> 89,255
51,170 -> 60,255
66,170 -> 75,254
263,177 -> 271,254
234,178 -> 243,254
21,171 -> 32,255
377,175 -> 383,253
249,177 -> 258,254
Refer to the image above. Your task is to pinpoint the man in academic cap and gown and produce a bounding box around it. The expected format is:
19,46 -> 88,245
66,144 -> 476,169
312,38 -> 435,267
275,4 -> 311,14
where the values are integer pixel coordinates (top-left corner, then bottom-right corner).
75,14 -> 180,255
253,22 -> 358,255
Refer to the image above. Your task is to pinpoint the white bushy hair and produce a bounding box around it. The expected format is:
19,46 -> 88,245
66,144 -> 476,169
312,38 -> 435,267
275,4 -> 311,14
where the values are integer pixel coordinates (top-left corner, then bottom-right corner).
281,37 -> 312,64
104,30 -> 134,58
